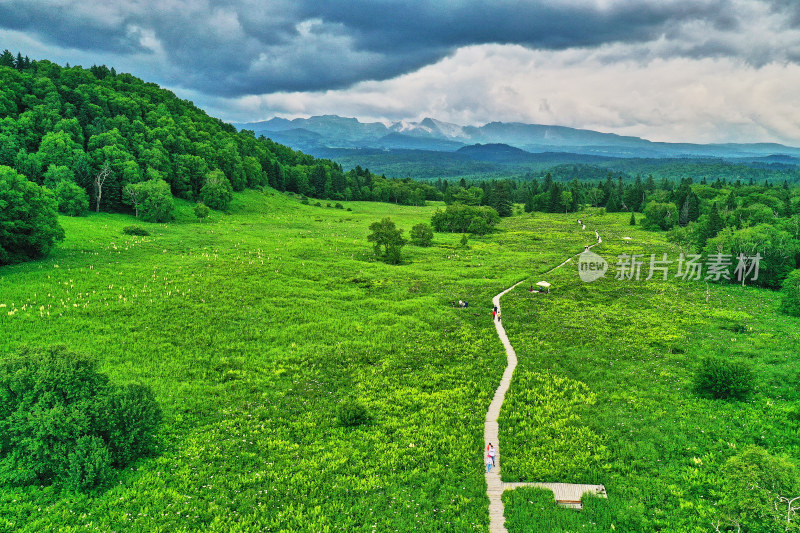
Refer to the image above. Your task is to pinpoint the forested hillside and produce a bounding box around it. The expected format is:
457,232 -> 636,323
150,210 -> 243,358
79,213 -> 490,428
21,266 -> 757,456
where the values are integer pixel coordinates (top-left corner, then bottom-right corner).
0,51 -> 436,218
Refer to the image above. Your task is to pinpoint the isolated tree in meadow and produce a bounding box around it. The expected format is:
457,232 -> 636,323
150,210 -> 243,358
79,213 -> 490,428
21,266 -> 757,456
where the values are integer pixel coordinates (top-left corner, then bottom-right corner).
0,165 -> 64,264
410,223 -> 433,247
367,217 -> 406,264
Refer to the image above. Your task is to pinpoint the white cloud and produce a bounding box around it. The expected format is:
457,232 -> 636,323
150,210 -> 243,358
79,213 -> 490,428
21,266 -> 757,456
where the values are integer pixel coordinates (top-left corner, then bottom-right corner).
213,43 -> 800,145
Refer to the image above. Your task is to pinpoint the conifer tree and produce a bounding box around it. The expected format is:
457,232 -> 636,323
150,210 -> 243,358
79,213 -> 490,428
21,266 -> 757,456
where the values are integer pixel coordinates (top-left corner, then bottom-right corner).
492,181 -> 513,217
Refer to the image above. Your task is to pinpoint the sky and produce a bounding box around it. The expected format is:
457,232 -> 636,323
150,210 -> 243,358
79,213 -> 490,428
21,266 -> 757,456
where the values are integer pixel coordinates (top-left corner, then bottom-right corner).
3,0 -> 800,144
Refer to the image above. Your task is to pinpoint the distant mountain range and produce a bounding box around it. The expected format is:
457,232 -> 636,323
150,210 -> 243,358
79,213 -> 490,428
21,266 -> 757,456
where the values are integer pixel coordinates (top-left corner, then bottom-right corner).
232,115 -> 800,161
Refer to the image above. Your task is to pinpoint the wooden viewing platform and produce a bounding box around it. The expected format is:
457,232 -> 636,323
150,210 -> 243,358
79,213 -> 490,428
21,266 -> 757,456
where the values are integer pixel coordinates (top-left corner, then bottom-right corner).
503,482 -> 607,510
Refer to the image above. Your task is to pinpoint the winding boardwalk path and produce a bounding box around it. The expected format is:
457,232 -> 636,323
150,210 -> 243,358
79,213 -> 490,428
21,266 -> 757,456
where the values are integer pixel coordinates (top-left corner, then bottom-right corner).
484,233 -> 606,533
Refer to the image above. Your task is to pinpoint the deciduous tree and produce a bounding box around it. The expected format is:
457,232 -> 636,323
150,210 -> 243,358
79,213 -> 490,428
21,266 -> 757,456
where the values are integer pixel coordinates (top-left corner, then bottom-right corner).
0,165 -> 64,264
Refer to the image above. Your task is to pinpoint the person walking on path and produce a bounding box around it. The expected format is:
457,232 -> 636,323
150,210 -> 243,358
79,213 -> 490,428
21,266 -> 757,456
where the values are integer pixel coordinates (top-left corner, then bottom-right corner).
496,311 -> 501,322
492,307 -> 497,320
486,453 -> 494,473
487,443 -> 496,466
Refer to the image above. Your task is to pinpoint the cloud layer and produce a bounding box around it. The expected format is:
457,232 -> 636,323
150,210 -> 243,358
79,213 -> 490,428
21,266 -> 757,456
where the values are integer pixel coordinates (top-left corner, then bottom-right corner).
220,44 -> 800,144
2,0 -> 800,143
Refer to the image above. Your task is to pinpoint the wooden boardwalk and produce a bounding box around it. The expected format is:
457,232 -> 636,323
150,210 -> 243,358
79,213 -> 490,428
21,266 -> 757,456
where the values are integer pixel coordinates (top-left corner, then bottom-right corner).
484,232 -> 606,532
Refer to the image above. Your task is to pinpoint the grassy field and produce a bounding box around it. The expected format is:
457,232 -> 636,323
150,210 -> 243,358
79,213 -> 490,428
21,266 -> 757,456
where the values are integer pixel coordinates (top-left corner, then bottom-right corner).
500,212 -> 800,531
1,193 -> 797,531
0,192 -> 591,532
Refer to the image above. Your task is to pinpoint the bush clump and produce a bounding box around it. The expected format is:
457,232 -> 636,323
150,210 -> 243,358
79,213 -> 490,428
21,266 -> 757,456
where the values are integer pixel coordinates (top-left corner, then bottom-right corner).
193,202 -> 210,221
0,346 -> 162,491
410,223 -> 433,247
431,204 -> 499,234
693,356 -> 755,400
336,399 -> 371,427
123,224 -> 150,236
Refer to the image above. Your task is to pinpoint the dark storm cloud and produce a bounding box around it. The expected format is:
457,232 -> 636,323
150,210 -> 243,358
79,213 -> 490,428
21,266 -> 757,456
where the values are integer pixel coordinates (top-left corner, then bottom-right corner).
0,2 -> 142,53
0,0 -> 781,97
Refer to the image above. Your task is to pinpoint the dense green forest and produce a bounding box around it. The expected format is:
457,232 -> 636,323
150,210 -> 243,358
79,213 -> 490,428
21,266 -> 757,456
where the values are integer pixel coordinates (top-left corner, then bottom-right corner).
512,173 -> 800,289
323,145 -> 800,184
0,51 -> 437,216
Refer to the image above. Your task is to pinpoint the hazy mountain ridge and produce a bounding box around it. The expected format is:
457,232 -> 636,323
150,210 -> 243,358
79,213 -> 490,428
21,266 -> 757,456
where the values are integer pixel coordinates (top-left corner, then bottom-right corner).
233,115 -> 800,160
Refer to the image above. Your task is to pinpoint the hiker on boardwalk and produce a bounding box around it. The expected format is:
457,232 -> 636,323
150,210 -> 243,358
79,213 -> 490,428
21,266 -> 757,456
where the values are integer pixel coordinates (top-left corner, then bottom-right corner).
486,453 -> 493,473
487,443 -> 496,466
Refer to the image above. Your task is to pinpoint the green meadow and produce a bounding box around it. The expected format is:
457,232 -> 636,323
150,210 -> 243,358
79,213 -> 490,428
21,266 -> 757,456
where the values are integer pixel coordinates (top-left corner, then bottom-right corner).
1,192 -> 797,531
500,213 -> 800,531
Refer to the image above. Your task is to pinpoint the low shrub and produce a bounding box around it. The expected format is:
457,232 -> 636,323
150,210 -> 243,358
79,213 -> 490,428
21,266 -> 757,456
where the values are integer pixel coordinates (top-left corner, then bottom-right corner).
693,356 -> 755,400
123,225 -> 150,236
0,346 -> 162,491
193,202 -> 210,221
336,399 -> 370,427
